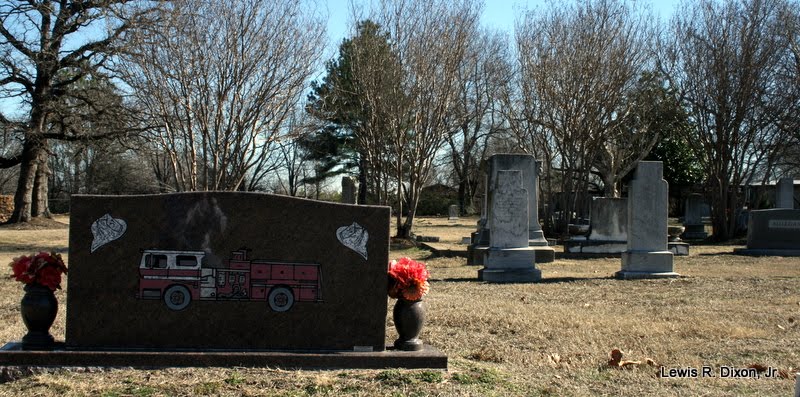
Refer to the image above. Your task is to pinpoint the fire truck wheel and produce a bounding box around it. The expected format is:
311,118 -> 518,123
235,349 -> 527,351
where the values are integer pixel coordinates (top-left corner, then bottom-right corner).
164,285 -> 191,311
268,287 -> 294,312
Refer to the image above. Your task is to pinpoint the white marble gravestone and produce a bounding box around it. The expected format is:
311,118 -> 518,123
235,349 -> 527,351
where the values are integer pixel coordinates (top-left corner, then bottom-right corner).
480,170 -> 540,283
616,162 -> 679,279
468,154 -> 554,265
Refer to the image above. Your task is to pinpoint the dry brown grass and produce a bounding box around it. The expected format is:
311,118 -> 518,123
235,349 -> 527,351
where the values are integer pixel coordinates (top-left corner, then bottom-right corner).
0,216 -> 798,396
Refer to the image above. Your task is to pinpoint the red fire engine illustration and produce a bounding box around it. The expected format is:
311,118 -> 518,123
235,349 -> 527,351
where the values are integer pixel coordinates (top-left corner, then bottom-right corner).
137,248 -> 323,312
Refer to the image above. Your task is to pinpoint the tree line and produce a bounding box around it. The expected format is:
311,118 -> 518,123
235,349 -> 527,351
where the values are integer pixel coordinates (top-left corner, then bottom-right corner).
1,0 -> 799,241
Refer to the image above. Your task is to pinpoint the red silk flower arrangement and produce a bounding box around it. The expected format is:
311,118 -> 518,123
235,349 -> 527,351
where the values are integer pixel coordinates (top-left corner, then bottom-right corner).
388,257 -> 430,301
9,252 -> 68,291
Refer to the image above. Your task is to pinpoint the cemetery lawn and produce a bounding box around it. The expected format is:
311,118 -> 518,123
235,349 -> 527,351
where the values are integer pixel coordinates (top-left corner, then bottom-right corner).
0,216 -> 798,396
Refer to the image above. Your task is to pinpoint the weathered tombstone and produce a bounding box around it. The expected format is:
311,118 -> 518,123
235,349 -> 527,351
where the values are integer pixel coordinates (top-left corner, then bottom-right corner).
479,170 -> 540,283
66,192 -> 392,351
681,193 -> 708,240
564,198 -> 627,254
733,208 -> 800,256
468,154 -> 554,265
448,204 -> 459,221
777,177 -> 795,209
341,176 -> 357,204
616,162 -> 679,279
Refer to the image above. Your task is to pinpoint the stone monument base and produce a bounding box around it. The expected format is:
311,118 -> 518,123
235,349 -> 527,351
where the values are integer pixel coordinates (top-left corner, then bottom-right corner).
532,246 -> 555,263
479,247 -> 540,282
0,342 -> 447,370
617,250 -> 678,279
564,239 -> 626,254
681,224 -> 708,240
470,244 -> 553,265
479,267 -> 541,283
668,242 -> 689,256
614,270 -> 681,280
732,248 -> 800,257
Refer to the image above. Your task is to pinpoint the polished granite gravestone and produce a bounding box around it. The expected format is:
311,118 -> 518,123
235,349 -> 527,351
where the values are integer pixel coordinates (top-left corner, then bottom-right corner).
733,208 -> 800,256
1,192 -> 447,369
65,192 -> 390,351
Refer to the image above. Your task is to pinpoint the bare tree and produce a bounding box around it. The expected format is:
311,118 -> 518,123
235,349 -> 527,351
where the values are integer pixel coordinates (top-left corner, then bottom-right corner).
661,0 -> 796,240
124,0 -> 325,192
444,29 -> 511,215
513,0 -> 658,234
373,0 -> 481,238
0,0 -> 158,223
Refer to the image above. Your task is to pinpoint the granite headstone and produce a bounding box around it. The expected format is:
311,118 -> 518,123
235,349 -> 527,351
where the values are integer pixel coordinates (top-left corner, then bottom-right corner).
616,162 -> 678,279
682,193 -> 708,240
468,154 -> 554,265
564,197 -> 627,254
66,192 -> 390,351
479,170 -> 540,282
448,204 -> 459,221
341,177 -> 357,205
733,208 -> 800,256
777,177 -> 795,209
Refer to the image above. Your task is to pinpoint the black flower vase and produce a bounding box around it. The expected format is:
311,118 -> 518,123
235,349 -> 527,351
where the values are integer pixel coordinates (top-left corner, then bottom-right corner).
20,283 -> 57,350
393,299 -> 425,351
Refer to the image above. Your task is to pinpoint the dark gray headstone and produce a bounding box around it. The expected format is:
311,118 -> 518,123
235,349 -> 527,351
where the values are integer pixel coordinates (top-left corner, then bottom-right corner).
588,198 -> 627,241
777,178 -> 795,209
745,209 -> 800,250
682,193 -> 709,240
341,177 -> 357,204
66,192 -> 390,351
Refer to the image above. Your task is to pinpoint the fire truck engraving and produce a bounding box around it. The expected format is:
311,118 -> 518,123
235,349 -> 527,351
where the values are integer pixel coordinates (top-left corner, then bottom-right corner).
137,248 -> 323,312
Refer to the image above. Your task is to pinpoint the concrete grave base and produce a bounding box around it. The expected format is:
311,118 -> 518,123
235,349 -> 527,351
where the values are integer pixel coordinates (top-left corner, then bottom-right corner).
479,267 -> 541,283
732,248 -> 800,257
0,342 -> 447,370
681,224 -> 708,240
614,270 -> 681,280
668,242 -> 690,256
531,246 -> 555,263
469,245 -> 553,265
484,247 -> 536,268
620,251 -> 675,274
564,240 -> 626,255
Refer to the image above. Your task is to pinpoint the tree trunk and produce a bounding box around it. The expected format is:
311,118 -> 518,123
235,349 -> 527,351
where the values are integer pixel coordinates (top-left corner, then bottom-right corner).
8,137 -> 46,223
358,158 -> 368,205
31,150 -> 52,218
602,174 -> 620,198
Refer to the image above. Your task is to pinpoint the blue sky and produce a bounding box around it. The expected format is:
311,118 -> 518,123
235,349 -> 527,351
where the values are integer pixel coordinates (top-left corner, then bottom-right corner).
324,0 -> 682,46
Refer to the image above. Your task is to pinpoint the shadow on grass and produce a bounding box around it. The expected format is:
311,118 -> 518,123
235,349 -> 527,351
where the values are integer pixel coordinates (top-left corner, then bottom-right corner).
433,275 -> 614,283
0,243 -> 68,253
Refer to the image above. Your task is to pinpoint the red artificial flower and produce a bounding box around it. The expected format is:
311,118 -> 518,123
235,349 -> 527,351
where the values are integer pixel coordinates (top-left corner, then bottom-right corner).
388,257 -> 430,301
9,255 -> 34,284
9,251 -> 67,291
36,265 -> 64,291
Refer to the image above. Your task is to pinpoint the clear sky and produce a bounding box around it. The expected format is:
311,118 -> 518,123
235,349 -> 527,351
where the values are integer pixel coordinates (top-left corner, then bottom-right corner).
324,0 -> 682,47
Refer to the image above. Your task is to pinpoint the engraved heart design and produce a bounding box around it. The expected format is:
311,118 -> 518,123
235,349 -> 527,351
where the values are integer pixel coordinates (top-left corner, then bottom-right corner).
336,222 -> 369,260
91,213 -> 128,253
